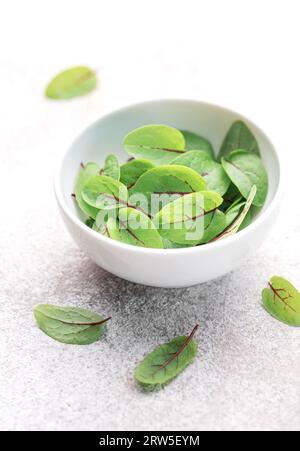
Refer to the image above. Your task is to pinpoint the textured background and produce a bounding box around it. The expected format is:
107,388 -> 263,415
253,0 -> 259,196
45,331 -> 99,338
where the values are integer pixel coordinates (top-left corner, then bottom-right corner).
0,0 -> 299,431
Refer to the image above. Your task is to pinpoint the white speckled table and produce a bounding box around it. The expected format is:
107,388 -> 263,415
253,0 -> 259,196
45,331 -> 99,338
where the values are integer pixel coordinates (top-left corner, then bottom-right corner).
1,0 -> 300,431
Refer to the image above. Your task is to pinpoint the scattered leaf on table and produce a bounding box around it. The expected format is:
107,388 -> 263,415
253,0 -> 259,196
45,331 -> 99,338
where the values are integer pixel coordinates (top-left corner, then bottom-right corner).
34,305 -> 111,345
82,175 -> 128,210
100,154 -> 120,181
212,185 -> 256,241
120,159 -> 155,188
75,162 -> 100,219
221,150 -> 268,207
45,66 -> 97,100
180,130 -> 214,158
171,150 -> 231,195
155,191 -> 225,246
218,120 -> 260,160
107,207 -> 163,249
262,277 -> 300,326
135,324 -> 199,391
123,125 -> 185,165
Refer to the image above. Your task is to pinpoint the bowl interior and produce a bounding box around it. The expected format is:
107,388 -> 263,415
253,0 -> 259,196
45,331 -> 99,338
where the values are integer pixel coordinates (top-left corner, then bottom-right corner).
59,99 -> 280,226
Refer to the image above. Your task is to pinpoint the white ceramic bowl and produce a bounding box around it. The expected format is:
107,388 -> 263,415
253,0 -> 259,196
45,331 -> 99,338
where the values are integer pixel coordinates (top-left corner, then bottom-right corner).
54,99 -> 282,288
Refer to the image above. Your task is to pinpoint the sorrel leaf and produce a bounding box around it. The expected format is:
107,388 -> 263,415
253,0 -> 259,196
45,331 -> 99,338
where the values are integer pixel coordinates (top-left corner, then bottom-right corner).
155,191 -> 225,245
93,208 -> 122,238
101,154 -> 120,181
219,120 -> 260,160
238,207 -> 253,231
180,130 -> 214,158
224,199 -> 245,228
220,184 -> 241,211
85,217 -> 95,229
224,196 -> 255,230
91,210 -> 111,237
74,162 -> 100,219
212,185 -> 256,241
34,305 -> 111,344
74,122 -> 268,249
82,175 -> 128,210
221,150 -> 268,207
45,66 -> 97,100
130,165 -> 207,207
123,125 -> 185,165
120,159 -> 155,188
162,239 -> 193,249
171,150 -> 231,195
135,324 -> 199,390
93,222 -> 109,236
107,207 -> 163,249
262,277 -> 300,327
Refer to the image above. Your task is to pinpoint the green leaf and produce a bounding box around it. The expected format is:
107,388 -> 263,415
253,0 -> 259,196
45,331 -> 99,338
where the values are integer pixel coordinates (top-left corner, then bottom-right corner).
34,305 -> 111,345
123,125 -> 185,165
180,130 -> 214,158
171,150 -> 231,196
93,209 -> 122,238
130,165 -> 207,211
155,191 -> 225,246
162,239 -> 193,249
100,154 -> 120,181
75,162 -> 100,219
221,150 -> 268,207
92,211 -> 111,237
224,199 -> 246,228
120,159 -> 155,188
221,184 -> 241,211
45,66 -> 97,100
212,185 -> 256,241
224,198 -> 255,231
218,120 -> 260,160
107,207 -> 163,249
135,324 -> 199,390
238,206 -> 253,231
85,217 -> 95,229
223,193 -> 251,224
92,221 -> 109,235
262,277 -> 300,327
82,175 -> 128,210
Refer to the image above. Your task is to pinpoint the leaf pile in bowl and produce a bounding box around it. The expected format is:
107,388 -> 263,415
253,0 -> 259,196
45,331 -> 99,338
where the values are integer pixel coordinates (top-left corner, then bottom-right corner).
73,121 -> 268,249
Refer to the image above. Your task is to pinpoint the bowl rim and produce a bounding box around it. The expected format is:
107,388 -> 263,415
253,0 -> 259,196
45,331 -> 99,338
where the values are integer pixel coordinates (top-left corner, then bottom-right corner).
54,98 -> 283,255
